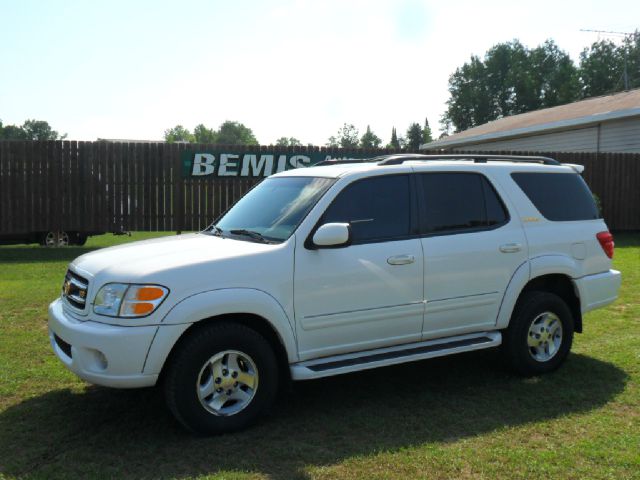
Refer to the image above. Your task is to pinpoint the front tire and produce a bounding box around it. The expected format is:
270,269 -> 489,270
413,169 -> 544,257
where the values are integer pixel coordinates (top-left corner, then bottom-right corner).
163,322 -> 279,435
503,291 -> 574,376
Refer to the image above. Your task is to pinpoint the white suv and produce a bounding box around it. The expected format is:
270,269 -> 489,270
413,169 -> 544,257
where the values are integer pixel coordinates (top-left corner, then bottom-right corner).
48,154 -> 622,434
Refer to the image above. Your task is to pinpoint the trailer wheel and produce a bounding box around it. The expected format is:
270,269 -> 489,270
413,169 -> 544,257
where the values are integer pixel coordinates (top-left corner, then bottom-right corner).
40,231 -> 70,247
72,233 -> 88,246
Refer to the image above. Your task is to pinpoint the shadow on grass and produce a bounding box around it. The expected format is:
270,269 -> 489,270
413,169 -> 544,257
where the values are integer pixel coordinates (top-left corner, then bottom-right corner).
0,247 -> 101,263
0,351 -> 627,480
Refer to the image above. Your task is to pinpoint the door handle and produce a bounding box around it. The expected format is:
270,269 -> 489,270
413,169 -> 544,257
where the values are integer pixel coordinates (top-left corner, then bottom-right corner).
387,254 -> 415,265
499,243 -> 522,253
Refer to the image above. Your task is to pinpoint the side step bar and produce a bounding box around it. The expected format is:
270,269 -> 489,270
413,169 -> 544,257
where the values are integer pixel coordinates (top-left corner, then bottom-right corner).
290,331 -> 502,380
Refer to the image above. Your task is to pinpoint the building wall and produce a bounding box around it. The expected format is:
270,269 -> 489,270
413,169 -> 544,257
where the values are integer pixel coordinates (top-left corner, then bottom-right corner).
599,117 -> 640,153
449,116 -> 640,153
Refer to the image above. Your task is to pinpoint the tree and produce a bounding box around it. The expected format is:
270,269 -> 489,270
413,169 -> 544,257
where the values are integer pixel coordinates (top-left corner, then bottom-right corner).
388,127 -> 400,149
325,136 -> 339,148
0,119 -> 65,140
216,120 -> 258,145
530,40 -> 580,108
0,122 -> 27,140
360,125 -> 382,148
623,31 -> 640,90
579,40 -> 626,97
442,40 -> 580,132
21,119 -> 66,140
405,123 -> 423,151
164,125 -> 194,143
275,137 -> 302,146
442,55 -> 493,132
327,123 -> 359,148
164,121 -> 258,145
423,117 -> 433,144
193,124 -> 217,144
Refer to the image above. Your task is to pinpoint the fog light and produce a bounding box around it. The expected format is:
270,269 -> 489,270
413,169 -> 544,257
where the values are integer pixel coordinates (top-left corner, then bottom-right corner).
87,349 -> 108,371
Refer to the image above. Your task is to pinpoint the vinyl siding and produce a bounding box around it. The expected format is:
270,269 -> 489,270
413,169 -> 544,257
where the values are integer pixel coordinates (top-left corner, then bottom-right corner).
599,117 -> 640,152
452,127 -> 598,152
449,116 -> 640,153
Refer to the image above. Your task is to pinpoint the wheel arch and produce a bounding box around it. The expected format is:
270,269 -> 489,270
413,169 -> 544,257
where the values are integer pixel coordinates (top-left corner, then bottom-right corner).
155,312 -> 292,388
497,271 -> 583,333
144,288 -> 297,384
496,255 -> 583,333
519,274 -> 582,333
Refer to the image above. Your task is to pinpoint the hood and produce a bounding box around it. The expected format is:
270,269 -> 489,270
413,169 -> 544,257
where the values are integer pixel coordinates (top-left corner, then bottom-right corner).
71,233 -> 278,284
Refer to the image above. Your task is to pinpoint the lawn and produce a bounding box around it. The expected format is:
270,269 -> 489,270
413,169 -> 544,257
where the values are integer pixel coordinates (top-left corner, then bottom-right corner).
0,232 -> 638,480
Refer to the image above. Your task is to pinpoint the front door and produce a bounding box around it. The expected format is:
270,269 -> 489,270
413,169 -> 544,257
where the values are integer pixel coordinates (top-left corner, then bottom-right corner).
294,174 -> 424,361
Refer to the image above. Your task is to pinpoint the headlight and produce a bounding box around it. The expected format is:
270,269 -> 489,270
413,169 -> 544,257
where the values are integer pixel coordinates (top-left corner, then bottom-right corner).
93,283 -> 169,318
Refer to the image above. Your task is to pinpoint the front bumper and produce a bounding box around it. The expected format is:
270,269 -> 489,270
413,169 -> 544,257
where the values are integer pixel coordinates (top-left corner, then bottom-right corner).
574,269 -> 622,313
48,298 -> 159,388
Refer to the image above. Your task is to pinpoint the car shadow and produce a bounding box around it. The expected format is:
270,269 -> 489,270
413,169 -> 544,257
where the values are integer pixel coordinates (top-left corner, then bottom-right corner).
0,351 -> 627,480
0,246 -> 101,263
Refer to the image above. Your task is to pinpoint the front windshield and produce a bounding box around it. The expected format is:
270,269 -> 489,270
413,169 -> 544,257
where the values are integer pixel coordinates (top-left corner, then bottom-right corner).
215,177 -> 335,242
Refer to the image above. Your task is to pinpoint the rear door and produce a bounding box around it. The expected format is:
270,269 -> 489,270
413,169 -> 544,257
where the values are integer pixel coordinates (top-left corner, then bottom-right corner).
417,172 -> 528,339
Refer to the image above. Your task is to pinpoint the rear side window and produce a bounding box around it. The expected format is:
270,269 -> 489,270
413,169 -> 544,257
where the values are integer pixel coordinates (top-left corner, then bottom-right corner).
322,175 -> 410,243
511,172 -> 600,221
419,173 -> 508,234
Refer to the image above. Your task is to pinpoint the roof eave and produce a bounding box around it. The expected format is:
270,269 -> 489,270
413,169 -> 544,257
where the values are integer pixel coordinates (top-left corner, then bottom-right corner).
421,107 -> 640,150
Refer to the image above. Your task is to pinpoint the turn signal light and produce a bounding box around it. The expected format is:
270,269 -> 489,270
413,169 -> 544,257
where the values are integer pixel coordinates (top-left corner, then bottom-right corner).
135,286 -> 166,301
128,302 -> 155,315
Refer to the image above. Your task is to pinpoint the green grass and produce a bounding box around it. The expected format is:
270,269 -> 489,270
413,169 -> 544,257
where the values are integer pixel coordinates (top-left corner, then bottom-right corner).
0,232 -> 638,480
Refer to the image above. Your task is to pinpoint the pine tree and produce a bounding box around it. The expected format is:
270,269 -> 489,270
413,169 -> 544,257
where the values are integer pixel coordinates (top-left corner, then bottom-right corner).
423,117 -> 433,144
360,125 -> 382,148
389,127 -> 400,149
406,123 -> 423,151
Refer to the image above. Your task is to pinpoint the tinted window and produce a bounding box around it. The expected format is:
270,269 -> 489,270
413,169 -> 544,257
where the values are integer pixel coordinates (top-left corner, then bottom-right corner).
511,172 -> 599,221
420,173 -> 508,233
483,177 -> 509,226
323,175 -> 410,242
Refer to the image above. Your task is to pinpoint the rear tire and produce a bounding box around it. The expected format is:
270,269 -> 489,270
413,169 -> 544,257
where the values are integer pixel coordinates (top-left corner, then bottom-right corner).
163,321 -> 279,435
503,291 -> 574,376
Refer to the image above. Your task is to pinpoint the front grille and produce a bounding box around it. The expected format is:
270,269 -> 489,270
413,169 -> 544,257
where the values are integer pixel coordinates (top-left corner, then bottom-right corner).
62,270 -> 89,310
54,333 -> 72,358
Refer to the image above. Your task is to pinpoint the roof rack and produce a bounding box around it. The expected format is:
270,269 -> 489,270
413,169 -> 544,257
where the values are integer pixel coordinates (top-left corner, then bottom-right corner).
376,154 -> 560,166
314,158 -> 381,166
314,153 -> 561,167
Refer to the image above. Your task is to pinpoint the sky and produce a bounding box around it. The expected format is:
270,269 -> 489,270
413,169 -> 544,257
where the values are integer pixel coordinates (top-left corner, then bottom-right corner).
0,0 -> 638,145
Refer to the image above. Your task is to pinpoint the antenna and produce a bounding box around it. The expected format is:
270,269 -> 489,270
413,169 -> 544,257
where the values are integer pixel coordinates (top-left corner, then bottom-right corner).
580,29 -> 633,38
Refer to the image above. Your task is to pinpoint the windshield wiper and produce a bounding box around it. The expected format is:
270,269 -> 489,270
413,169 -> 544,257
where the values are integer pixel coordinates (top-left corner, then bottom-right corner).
228,229 -> 272,243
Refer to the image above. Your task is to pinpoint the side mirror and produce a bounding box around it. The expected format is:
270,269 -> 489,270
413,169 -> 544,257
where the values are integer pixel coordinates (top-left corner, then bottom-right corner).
312,223 -> 351,248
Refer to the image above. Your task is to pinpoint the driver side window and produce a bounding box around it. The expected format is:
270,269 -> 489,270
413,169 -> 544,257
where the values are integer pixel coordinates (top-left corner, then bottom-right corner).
322,175 -> 411,243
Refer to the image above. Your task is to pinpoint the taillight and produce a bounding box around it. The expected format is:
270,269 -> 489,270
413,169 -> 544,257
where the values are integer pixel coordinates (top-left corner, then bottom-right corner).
596,231 -> 614,259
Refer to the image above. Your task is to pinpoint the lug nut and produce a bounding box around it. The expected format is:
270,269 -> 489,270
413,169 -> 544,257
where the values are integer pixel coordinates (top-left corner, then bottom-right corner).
222,369 -> 228,376
215,377 -> 221,384
226,389 -> 232,395
232,371 -> 238,378
216,387 -> 222,393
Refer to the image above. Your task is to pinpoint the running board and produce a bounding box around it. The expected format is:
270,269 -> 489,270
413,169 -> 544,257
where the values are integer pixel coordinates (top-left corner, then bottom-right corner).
290,331 -> 502,380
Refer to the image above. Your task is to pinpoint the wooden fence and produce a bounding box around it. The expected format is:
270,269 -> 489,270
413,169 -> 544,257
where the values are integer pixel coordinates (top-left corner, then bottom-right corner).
0,141 -> 402,235
0,141 -> 638,234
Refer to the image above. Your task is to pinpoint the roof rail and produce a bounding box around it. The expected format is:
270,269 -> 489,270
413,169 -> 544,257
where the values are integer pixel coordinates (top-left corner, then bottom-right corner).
313,153 -> 561,168
376,153 -> 560,166
314,158 -> 381,166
